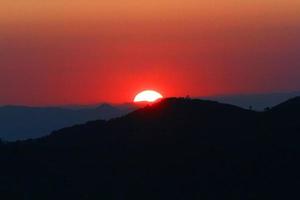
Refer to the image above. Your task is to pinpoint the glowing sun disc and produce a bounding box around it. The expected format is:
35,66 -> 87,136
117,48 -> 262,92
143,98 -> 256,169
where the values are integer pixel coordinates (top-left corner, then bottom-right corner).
134,90 -> 163,103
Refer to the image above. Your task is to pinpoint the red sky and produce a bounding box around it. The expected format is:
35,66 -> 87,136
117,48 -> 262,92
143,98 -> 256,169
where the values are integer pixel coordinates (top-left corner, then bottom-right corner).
0,0 -> 300,105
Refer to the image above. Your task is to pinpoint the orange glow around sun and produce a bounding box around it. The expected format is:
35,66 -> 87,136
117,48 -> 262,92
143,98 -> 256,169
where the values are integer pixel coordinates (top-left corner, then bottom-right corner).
134,90 -> 163,103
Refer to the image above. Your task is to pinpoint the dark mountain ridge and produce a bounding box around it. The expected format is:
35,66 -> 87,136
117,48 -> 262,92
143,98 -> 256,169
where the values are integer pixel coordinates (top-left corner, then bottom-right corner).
0,104 -> 137,141
39,98 -> 258,146
267,96 -> 300,113
1,97 -> 300,199
206,91 -> 300,110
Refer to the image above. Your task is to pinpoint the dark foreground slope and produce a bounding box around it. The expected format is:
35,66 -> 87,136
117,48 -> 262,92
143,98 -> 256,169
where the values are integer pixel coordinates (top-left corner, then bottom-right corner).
0,104 -> 136,141
0,98 -> 300,199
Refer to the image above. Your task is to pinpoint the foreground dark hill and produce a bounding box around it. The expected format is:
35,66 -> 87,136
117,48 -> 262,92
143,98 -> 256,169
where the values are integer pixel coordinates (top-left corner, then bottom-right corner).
208,91 -> 300,110
0,97 -> 300,199
43,98 -> 258,147
0,104 -> 136,141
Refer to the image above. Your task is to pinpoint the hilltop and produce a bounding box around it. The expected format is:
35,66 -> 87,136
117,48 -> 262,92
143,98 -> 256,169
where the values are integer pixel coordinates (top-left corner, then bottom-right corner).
0,97 -> 300,199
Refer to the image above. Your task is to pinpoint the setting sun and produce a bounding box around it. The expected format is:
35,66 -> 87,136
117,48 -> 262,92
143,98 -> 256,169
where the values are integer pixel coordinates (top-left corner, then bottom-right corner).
134,90 -> 163,103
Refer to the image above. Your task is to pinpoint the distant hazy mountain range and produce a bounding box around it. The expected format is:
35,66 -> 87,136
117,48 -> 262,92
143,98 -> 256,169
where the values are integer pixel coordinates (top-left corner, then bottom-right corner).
205,91 -> 300,110
1,91 -> 299,141
0,103 -> 137,141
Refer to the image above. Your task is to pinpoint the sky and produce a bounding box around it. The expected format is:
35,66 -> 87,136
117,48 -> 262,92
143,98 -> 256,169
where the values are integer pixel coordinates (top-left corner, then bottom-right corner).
0,0 -> 300,105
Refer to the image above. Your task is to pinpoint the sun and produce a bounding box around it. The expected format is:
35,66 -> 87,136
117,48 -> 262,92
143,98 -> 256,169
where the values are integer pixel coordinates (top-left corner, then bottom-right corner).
134,90 -> 163,103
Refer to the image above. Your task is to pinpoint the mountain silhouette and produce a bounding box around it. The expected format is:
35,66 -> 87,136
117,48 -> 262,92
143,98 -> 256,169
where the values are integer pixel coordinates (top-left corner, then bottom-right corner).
0,104 -> 137,141
205,91 -> 300,110
268,96 -> 300,113
0,97 -> 300,199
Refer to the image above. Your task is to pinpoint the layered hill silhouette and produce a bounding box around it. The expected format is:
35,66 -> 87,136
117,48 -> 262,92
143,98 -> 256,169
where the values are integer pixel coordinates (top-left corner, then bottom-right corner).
0,104 -> 136,141
0,97 -> 300,199
207,91 -> 300,110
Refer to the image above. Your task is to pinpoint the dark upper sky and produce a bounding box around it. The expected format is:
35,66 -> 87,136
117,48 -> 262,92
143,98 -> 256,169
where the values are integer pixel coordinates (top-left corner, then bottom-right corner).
1,0 -> 300,105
